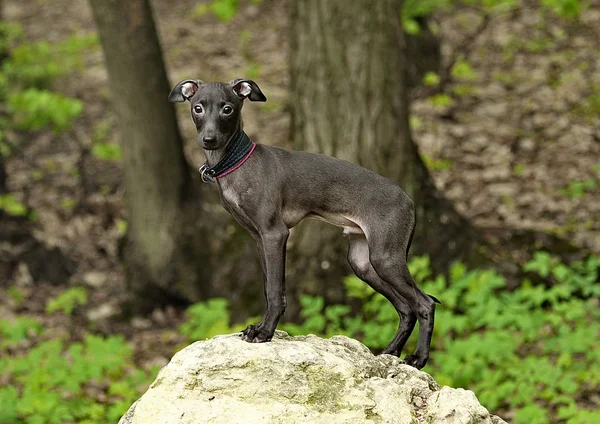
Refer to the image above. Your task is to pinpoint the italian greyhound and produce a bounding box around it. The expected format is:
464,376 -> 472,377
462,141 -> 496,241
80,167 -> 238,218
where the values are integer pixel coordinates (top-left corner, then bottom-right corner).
169,78 -> 439,369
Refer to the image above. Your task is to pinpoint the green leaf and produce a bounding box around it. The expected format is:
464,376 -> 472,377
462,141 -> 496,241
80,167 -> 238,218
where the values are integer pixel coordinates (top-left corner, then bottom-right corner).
91,142 -> 122,161
7,88 -> 83,132
46,287 -> 88,315
451,60 -> 477,81
0,194 -> 28,216
195,0 -> 240,22
403,18 -> 421,35
427,93 -> 453,108
0,317 -> 43,348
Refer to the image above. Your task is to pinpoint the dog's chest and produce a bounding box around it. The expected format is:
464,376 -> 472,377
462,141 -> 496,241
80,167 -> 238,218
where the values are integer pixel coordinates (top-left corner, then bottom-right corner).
220,186 -> 241,207
218,185 -> 258,228
219,186 -> 245,215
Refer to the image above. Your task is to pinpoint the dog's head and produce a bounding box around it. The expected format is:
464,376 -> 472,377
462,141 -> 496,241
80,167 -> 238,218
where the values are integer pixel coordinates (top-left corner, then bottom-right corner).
168,79 -> 266,150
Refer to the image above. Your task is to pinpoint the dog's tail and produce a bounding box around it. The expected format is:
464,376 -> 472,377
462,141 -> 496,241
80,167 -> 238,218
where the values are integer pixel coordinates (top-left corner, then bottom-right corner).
428,294 -> 441,304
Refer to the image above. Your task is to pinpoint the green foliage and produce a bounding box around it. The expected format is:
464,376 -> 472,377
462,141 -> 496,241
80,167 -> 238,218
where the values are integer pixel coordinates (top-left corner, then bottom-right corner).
525,38 -> 554,54
513,163 -> 527,175
422,72 -> 441,86
574,85 -> 600,119
422,154 -> 454,171
7,287 -> 26,306
116,219 -> 128,235
278,253 -> 599,422
7,88 -> 83,133
245,62 -> 262,80
0,23 -> 93,141
193,0 -> 262,22
0,330 -> 156,424
428,93 -> 453,107
451,60 -> 477,81
401,0 -> 586,34
91,142 -> 122,161
46,287 -> 88,315
402,0 -> 451,34
559,179 -> 597,199
541,0 -> 588,18
179,298 -> 247,340
1,33 -> 97,89
0,194 -> 28,216
0,22 -> 24,55
0,317 -> 43,348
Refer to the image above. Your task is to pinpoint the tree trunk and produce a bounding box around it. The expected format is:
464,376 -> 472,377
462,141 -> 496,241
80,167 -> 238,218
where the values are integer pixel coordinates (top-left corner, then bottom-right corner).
0,151 -> 6,195
288,0 -> 483,301
0,1 -> 6,195
89,0 -> 202,310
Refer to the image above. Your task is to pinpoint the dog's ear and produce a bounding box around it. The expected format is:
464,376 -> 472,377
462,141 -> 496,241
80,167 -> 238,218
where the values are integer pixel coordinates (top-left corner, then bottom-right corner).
229,79 -> 267,102
168,79 -> 204,102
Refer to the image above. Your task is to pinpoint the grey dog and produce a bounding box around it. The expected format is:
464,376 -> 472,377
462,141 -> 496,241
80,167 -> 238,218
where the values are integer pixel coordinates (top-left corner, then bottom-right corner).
169,78 -> 439,369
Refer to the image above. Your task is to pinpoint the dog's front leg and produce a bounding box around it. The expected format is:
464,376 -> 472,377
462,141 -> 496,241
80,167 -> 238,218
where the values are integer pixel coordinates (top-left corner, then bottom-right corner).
241,226 -> 289,343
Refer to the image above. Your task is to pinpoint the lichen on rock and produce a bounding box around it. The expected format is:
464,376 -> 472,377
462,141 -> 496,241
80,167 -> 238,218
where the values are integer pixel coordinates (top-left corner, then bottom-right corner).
119,331 -> 506,424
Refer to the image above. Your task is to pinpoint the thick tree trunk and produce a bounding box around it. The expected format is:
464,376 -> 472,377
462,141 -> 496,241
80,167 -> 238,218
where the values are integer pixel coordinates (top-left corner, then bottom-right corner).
288,0 -> 482,299
89,0 -> 202,309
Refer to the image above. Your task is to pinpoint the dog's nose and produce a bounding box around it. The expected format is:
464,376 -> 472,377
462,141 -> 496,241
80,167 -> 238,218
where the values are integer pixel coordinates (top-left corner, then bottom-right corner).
203,135 -> 216,144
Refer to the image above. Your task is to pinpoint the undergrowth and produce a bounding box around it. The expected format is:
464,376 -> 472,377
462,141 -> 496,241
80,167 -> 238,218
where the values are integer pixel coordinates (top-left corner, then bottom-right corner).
3,254 -> 598,423
0,289 -> 157,424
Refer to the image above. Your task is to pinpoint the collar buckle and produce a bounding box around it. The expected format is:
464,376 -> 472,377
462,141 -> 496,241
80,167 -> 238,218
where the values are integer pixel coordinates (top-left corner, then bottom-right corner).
199,163 -> 216,183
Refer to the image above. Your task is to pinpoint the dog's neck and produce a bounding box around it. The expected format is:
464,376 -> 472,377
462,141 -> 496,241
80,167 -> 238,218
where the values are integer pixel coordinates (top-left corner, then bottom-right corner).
203,124 -> 244,167
204,147 -> 227,167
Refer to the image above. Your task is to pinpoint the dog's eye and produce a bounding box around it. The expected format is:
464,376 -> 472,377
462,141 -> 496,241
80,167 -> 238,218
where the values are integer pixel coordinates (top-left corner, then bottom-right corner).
223,105 -> 233,115
193,105 -> 203,114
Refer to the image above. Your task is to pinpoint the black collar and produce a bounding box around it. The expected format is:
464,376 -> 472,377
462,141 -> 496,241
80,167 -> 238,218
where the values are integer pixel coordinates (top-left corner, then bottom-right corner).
199,131 -> 255,183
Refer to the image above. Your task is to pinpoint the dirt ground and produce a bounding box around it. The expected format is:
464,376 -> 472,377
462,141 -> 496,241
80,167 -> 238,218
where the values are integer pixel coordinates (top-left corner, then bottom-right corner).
1,0 -> 599,388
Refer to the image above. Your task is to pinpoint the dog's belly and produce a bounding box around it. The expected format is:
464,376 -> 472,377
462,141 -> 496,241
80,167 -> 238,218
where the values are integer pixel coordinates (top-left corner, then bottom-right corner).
304,212 -> 364,235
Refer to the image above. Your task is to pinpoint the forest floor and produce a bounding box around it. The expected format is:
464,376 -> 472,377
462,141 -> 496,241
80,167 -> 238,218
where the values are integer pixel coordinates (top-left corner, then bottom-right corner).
1,0 -> 599,419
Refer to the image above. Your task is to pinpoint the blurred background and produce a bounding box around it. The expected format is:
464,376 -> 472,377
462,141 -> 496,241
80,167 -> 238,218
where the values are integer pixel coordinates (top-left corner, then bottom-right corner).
0,0 -> 599,422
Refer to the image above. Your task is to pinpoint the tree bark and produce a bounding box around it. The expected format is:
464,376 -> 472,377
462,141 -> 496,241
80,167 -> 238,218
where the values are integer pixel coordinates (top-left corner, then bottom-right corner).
0,150 -> 6,195
0,2 -> 6,195
89,0 -> 202,309
288,0 -> 483,298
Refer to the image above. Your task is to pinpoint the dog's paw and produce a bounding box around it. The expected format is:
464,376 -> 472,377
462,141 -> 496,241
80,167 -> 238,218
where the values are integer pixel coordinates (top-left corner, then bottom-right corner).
240,324 -> 273,343
403,354 -> 429,370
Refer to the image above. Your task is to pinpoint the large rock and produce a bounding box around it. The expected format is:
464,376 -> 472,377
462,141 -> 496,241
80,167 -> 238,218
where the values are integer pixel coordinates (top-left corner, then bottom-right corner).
120,331 -> 506,424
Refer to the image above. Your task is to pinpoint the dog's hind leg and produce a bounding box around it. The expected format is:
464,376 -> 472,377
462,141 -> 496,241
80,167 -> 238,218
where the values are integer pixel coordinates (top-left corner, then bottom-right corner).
347,235 -> 418,358
365,221 -> 437,370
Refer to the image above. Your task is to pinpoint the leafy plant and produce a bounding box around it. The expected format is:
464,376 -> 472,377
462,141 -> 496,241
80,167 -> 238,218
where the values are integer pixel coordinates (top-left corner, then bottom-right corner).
1,33 -> 98,89
46,287 -> 88,315
422,154 -> 454,171
402,0 -> 451,34
0,24 -> 93,140
91,142 -> 122,161
451,60 -> 477,81
0,194 -> 28,216
7,88 -> 83,133
428,93 -> 453,107
0,317 -> 43,348
179,298 -> 247,340
7,287 -> 25,306
193,0 -> 263,22
541,0 -> 588,18
559,179 -> 597,199
0,330 -> 156,423
422,72 -> 441,86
